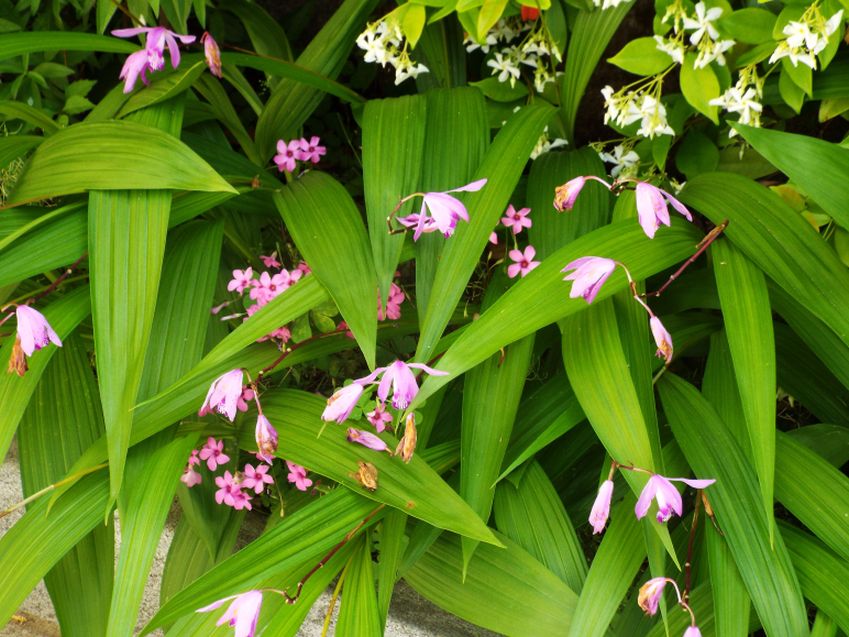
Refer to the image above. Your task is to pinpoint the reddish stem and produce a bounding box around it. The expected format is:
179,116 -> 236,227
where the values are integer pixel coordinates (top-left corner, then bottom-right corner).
645,221 -> 728,298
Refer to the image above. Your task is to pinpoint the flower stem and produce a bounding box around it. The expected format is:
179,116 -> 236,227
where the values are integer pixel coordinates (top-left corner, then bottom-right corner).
645,220 -> 728,298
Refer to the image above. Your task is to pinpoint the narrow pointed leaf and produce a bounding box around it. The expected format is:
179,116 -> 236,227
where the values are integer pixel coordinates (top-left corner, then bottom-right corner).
337,535 -> 382,637
0,31 -> 135,61
706,523 -> 751,637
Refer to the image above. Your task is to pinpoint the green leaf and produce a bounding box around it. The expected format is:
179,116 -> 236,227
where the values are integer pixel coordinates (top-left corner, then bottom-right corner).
0,134 -> 41,167
469,77 -> 529,102
18,334 -> 113,636
719,8 -> 777,44
658,373 -> 810,637
680,53 -> 720,123
706,522 -> 751,637
560,1 -> 635,141
415,102 -> 554,361
680,172 -> 849,349
337,535 -> 382,636
273,171 -> 378,368
779,65 -> 806,112
0,286 -> 90,463
477,0 -> 508,40
493,461 -> 587,592
712,239 -> 776,532
404,530 -> 578,636
608,37 -> 674,76
0,99 -> 60,134
223,0 -> 291,61
114,60 -> 208,122
782,57 -> 813,96
362,95 -> 427,297
4,120 -> 236,208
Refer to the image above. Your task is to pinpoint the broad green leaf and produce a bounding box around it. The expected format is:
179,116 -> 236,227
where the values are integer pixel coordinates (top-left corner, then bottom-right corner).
608,37 -> 674,76
680,172 -> 849,349
526,147 -> 610,260
273,171 -> 378,367
658,373 -> 809,637
0,134 -> 41,167
254,389 -> 500,545
254,0 -> 379,160
811,611 -> 839,637
712,239 -> 775,531
493,461 -> 587,592
192,73 -> 259,165
223,0 -> 291,61
780,523 -> 849,634
706,522 -> 751,637
114,60 -> 207,121
362,95 -> 426,297
0,99 -> 60,134
18,334 -> 112,636
416,102 -> 554,361
566,495 -> 644,637
779,65 -> 806,112
680,53 -> 720,123
4,120 -> 236,208
337,535 -> 382,637
0,286 -> 90,463
775,432 -> 849,563
560,1 -> 634,141
477,0 -> 508,39
720,8 -> 778,44
788,424 -> 849,468
733,124 -> 849,232
414,19 -> 467,90
413,219 -> 701,407
404,530 -> 578,636
460,333 -> 534,571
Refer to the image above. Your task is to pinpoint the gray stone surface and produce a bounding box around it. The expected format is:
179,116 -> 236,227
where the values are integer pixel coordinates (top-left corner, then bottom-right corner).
1,444 -> 496,637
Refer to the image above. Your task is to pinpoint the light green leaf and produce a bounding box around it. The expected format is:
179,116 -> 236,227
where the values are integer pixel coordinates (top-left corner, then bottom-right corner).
337,535 -> 382,637
719,8 -> 777,44
706,522 -> 751,637
680,53 -> 720,123
477,0 -> 508,40
0,99 -> 60,134
0,134 -> 41,167
608,37 -> 674,76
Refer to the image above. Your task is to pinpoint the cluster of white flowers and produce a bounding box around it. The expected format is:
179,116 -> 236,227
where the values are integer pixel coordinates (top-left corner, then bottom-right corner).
470,18 -> 561,93
601,86 -> 675,138
593,0 -> 629,10
530,126 -> 568,159
598,144 -> 640,177
356,19 -> 429,85
654,1 -> 734,69
769,6 -> 843,70
709,66 -> 764,135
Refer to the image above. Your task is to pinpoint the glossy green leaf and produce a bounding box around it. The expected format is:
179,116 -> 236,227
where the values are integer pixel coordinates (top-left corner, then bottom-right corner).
0,134 -> 41,167
4,120 -> 236,208
681,172 -> 849,349
608,37 -> 674,76
706,521 -> 751,637
788,424 -> 849,469
404,530 -> 577,636
493,461 -> 587,592
415,102 -> 554,361
0,99 -> 60,133
659,373 -> 809,637
337,534 -> 382,637
680,53 -> 720,123
273,171 -> 378,367
712,239 -> 775,529
0,31 -> 135,60
114,60 -> 207,121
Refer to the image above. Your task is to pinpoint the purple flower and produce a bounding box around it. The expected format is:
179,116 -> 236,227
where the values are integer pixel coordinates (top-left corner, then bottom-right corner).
373,360 -> 448,410
321,382 -> 365,423
396,178 -> 487,241
637,577 -> 669,615
201,32 -> 222,78
554,175 -> 611,211
286,461 -> 313,491
346,427 -> 389,452
589,479 -> 614,534
15,305 -> 62,356
273,139 -> 300,173
198,369 -> 245,421
507,245 -> 541,279
683,627 -> 702,637
561,257 -> 617,304
241,463 -> 274,494
117,49 -> 152,93
255,414 -> 278,463
650,316 -> 673,364
297,136 -> 326,164
197,590 -> 263,637
635,474 -> 716,523
112,26 -> 196,70
501,204 -> 532,234
634,182 -> 693,239
199,437 -> 230,471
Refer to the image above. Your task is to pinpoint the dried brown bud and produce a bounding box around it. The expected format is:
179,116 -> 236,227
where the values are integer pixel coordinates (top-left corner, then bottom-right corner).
7,338 -> 27,377
350,460 -> 379,492
395,412 -> 417,463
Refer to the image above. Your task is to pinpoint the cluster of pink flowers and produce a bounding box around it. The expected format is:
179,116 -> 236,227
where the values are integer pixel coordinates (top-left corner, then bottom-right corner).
490,204 -> 541,280
377,280 -> 405,321
112,27 -> 224,93
273,136 -> 326,173
394,178 -> 487,241
5,305 -> 62,377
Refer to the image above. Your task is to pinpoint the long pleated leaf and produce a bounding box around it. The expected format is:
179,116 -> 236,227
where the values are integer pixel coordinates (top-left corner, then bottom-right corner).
0,134 -> 41,167
712,239 -> 776,531
404,530 -> 578,636
0,31 -> 135,60
336,535 -> 382,637
680,172 -> 849,348
415,102 -> 554,361
706,522 -> 751,637
412,219 -> 701,408
273,171 -> 378,367
658,373 -> 809,637
4,120 -> 236,208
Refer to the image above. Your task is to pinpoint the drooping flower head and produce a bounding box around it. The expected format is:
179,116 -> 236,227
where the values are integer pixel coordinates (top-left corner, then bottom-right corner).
507,245 -> 541,279
395,412 -> 417,463
255,414 -> 278,463
197,590 -> 263,637
346,427 -> 390,452
589,479 -> 614,534
637,577 -> 669,616
396,179 -> 488,241
634,182 -> 693,239
321,382 -> 365,423
201,32 -> 222,77
561,257 -> 617,304
180,465 -> 202,488
650,316 -> 673,364
15,305 -> 62,357
117,48 -> 153,93
635,474 -> 716,523
683,626 -> 702,637
373,360 -> 448,410
198,369 -> 245,422
553,175 -> 611,211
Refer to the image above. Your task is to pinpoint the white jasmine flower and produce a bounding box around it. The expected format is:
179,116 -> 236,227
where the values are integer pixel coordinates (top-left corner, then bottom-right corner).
654,35 -> 685,64
599,144 -> 641,177
487,50 -> 522,86
465,32 -> 498,54
683,2 -> 723,45
636,95 -> 675,138
694,38 -> 735,68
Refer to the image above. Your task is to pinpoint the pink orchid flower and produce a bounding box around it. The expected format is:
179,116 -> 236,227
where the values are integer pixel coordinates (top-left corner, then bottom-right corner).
650,316 -> 673,364
501,204 -> 532,234
634,182 -> 693,239
507,245 -> 541,279
286,461 -> 313,491
200,32 -> 222,77
396,178 -> 488,241
241,463 -> 274,494
255,414 -> 278,464
683,627 -> 702,637
117,49 -> 153,93
371,360 -> 448,410
297,136 -> 326,164
321,382 -> 365,423
273,139 -> 300,173
112,26 -> 196,70
554,175 -> 611,211
15,305 -> 62,356
589,479 -> 614,534
635,474 -> 716,523
197,590 -> 263,637
199,437 -> 230,471
346,428 -> 389,452
638,577 -> 670,616
198,369 -> 245,422
561,257 -> 617,304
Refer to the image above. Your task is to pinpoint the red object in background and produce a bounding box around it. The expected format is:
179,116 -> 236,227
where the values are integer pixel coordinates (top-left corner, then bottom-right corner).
520,4 -> 540,20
